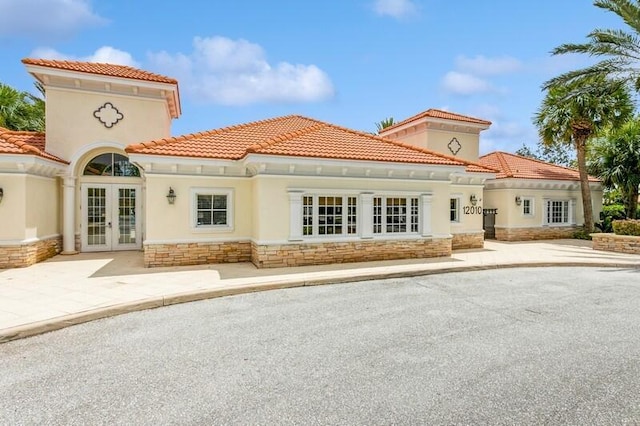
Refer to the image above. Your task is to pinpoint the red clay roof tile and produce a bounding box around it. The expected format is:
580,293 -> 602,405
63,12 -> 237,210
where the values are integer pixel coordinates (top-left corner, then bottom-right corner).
126,115 -> 496,172
0,127 -> 68,164
21,58 -> 178,85
479,151 -> 598,182
380,109 -> 492,133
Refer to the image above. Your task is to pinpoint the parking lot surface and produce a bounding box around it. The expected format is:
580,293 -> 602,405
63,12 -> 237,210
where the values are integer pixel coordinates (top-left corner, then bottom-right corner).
1,267 -> 639,425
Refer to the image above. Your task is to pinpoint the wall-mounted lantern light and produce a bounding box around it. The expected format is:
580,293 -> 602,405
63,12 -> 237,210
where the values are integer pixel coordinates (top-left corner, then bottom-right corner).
166,187 -> 176,205
0,187 -> 3,204
515,195 -> 522,206
470,194 -> 478,206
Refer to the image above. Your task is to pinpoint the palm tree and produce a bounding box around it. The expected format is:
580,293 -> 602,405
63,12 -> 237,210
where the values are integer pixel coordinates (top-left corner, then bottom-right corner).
375,117 -> 395,133
533,77 -> 633,232
588,119 -> 640,218
545,0 -> 640,90
0,83 -> 45,132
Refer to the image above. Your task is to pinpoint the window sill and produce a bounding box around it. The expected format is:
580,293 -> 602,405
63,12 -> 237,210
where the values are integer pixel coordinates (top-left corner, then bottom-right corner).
191,225 -> 234,233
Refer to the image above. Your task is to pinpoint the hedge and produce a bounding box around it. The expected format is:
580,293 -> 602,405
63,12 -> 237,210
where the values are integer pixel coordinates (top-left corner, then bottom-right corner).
612,219 -> 640,236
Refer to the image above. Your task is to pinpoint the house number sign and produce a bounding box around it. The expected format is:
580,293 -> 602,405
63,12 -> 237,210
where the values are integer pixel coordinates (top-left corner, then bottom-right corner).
463,206 -> 483,215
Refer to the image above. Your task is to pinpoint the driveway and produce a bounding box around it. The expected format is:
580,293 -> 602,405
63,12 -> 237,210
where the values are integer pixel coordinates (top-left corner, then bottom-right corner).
1,267 -> 639,425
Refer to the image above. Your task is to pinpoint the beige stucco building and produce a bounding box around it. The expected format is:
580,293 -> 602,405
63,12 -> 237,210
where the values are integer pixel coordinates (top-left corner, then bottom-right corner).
0,59 -> 601,269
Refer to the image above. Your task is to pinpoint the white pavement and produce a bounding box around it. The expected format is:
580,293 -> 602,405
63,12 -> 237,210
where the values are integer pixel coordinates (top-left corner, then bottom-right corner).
1,239 -> 638,342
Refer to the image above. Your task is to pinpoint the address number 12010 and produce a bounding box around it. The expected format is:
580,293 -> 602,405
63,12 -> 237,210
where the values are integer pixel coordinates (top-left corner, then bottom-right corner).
463,206 -> 483,215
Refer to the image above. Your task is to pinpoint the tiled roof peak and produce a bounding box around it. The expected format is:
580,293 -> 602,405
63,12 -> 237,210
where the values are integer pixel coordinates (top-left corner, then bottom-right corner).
22,58 -> 178,85
380,108 -> 492,133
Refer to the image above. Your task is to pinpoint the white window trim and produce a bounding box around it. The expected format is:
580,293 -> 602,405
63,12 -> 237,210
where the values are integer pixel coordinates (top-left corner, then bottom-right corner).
450,195 -> 462,223
373,196 -> 420,236
301,194 -> 358,238
190,187 -> 234,232
543,198 -> 574,227
521,197 -> 534,217
288,189 -> 429,241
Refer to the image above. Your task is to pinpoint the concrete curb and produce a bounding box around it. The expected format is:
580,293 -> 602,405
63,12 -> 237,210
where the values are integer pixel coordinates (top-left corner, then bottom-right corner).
1,261 -> 638,344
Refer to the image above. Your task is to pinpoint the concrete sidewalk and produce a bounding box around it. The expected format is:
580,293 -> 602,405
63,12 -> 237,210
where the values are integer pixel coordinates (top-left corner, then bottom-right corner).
1,239 -> 638,343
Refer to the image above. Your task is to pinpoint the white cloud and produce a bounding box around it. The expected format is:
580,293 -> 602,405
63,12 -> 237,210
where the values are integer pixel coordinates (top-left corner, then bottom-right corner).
372,0 -> 418,19
148,36 -> 335,105
455,55 -> 522,76
30,46 -> 140,67
0,0 -> 106,38
441,72 -> 493,95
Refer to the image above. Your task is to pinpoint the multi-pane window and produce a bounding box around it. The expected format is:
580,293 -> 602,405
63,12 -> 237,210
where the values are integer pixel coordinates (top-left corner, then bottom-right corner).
318,196 -> 343,235
450,198 -> 460,222
196,194 -> 228,226
410,198 -> 419,232
373,197 -> 382,234
373,196 -> 419,234
303,195 -> 357,236
347,197 -> 357,235
303,196 -> 313,236
546,200 -> 570,224
522,198 -> 533,216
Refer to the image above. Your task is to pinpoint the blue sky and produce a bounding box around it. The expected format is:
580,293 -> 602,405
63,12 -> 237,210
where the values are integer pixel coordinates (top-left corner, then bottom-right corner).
0,0 -> 623,154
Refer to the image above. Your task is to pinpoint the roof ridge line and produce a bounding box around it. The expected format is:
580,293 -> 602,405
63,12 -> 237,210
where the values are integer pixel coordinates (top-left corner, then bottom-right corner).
380,108 -> 491,133
245,121 -> 326,153
285,116 -> 497,172
22,58 -> 179,85
495,151 -> 514,178
126,115 -> 301,153
481,151 -> 599,182
497,150 -> 586,173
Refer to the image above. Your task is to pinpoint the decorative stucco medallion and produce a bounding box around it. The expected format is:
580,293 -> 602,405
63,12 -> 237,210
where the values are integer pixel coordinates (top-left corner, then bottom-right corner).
93,102 -> 124,128
448,137 -> 462,155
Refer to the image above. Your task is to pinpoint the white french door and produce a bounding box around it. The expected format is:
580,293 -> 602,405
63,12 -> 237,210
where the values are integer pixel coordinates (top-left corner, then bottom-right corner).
81,184 -> 142,252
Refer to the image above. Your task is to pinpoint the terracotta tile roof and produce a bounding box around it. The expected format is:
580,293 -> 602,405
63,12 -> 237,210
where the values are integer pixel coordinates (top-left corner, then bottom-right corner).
479,151 -> 599,182
380,109 -> 492,133
126,115 -> 496,173
0,127 -> 68,163
21,58 -> 178,85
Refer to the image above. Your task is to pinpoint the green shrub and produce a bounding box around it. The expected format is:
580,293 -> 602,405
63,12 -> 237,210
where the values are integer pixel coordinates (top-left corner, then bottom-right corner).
612,219 -> 640,236
573,228 -> 593,240
597,204 -> 627,232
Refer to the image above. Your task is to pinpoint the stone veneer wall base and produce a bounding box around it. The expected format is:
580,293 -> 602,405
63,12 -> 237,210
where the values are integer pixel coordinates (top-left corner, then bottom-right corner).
251,238 -> 452,268
592,233 -> 640,255
451,233 -> 484,250
144,241 -> 252,267
0,235 -> 62,269
495,226 -> 578,242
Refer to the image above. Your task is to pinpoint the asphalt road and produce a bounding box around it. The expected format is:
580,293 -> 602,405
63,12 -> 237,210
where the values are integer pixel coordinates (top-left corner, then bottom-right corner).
1,267 -> 640,425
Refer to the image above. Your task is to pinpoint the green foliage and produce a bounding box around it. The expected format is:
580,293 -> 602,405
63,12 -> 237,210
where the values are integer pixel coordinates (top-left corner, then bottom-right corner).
597,204 -> 628,232
534,77 -> 633,148
375,117 -> 395,133
588,119 -> 640,219
533,76 -> 634,232
612,219 -> 640,236
573,228 -> 593,240
0,82 -> 45,132
545,0 -> 640,91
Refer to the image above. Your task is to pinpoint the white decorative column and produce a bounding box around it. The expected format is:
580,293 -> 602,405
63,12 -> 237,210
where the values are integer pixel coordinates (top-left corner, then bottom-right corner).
420,193 -> 433,236
360,193 -> 373,239
288,190 -> 304,241
61,176 -> 77,254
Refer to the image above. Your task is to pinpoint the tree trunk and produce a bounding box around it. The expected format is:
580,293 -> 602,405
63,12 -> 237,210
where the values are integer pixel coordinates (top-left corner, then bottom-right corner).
575,134 -> 594,233
627,185 -> 639,219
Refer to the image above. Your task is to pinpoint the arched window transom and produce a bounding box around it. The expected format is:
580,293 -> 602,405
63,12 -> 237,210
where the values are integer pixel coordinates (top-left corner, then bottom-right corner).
83,153 -> 140,177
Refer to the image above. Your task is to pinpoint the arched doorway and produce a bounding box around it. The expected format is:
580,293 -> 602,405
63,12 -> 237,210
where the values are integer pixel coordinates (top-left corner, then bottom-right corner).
80,152 -> 143,252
